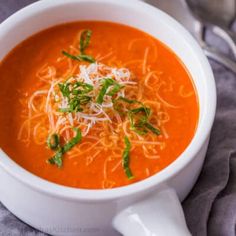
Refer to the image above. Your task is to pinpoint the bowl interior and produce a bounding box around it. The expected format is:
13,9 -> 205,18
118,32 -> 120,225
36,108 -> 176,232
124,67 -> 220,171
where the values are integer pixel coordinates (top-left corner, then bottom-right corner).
0,0 -> 216,200
0,0 -> 210,126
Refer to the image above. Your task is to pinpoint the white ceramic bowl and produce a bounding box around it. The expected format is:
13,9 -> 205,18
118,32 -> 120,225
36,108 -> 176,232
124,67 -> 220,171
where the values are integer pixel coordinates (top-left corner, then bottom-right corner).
0,0 -> 216,235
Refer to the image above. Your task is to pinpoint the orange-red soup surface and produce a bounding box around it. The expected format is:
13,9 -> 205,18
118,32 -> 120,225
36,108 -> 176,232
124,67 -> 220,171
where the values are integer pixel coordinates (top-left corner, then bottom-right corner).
0,22 -> 198,189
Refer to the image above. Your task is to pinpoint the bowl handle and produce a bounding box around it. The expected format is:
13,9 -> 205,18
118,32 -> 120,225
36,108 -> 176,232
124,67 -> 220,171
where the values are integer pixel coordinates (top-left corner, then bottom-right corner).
112,187 -> 191,236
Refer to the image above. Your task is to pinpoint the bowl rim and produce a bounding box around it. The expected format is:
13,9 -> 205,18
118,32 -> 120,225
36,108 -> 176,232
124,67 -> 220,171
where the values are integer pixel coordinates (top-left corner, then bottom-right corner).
0,0 -> 216,202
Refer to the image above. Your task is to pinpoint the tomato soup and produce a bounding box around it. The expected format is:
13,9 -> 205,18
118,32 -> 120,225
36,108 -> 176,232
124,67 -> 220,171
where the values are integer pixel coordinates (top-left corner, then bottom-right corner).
0,22 -> 198,189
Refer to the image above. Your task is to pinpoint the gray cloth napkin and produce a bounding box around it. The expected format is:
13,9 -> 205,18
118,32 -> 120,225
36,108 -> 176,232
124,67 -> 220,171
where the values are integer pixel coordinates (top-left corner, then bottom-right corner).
0,1 -> 236,236
183,60 -> 236,236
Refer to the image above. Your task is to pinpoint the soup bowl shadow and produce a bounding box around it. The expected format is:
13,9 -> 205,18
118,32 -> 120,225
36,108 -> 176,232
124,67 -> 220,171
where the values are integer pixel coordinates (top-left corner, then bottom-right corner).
0,0 -> 216,236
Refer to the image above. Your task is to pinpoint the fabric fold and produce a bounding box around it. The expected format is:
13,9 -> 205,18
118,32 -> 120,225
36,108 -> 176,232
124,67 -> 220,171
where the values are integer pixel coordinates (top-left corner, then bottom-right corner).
183,61 -> 236,236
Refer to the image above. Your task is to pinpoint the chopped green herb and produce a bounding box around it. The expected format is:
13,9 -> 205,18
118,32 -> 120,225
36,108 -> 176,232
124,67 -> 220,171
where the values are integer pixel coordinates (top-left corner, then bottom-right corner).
107,83 -> 124,96
80,30 -> 92,54
68,95 -> 91,112
113,96 -> 160,136
78,95 -> 92,104
128,111 -> 135,127
69,101 -> 81,112
128,111 -> 148,135
63,127 -> 82,153
58,107 -> 72,113
62,51 -> 81,61
62,51 -> 95,63
125,168 -> 134,180
129,106 -> 160,136
58,82 -> 70,98
77,54 -> 95,63
48,148 -> 63,168
48,128 -> 82,168
68,97 -> 83,112
96,78 -> 115,104
47,133 -> 59,150
130,106 -> 151,117
72,82 -> 93,98
122,136 -> 134,179
132,127 -> 148,135
75,82 -> 93,91
58,81 -> 93,113
144,122 -> 161,135
62,30 -> 94,63
113,97 -> 140,115
117,96 -> 140,104
97,79 -> 126,104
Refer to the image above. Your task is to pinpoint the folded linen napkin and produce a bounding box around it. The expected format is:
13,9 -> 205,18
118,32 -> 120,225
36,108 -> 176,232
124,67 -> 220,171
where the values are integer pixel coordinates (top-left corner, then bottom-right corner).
183,59 -> 236,236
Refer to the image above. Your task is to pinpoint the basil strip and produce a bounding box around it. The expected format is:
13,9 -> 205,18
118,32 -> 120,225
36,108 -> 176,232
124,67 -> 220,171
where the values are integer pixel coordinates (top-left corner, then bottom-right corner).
63,128 -> 82,153
77,54 -> 95,63
58,82 -> 70,98
62,29 -> 94,63
62,51 -> 81,61
144,122 -> 161,135
62,51 -> 95,63
80,30 -> 92,54
58,107 -> 72,113
130,106 -> 151,118
117,96 -> 140,104
73,82 -> 93,94
47,134 -> 59,150
122,136 -> 134,179
58,81 -> 93,113
48,128 -> 82,168
96,78 -> 115,104
48,148 -> 63,167
107,83 -> 124,96
114,96 -> 160,136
